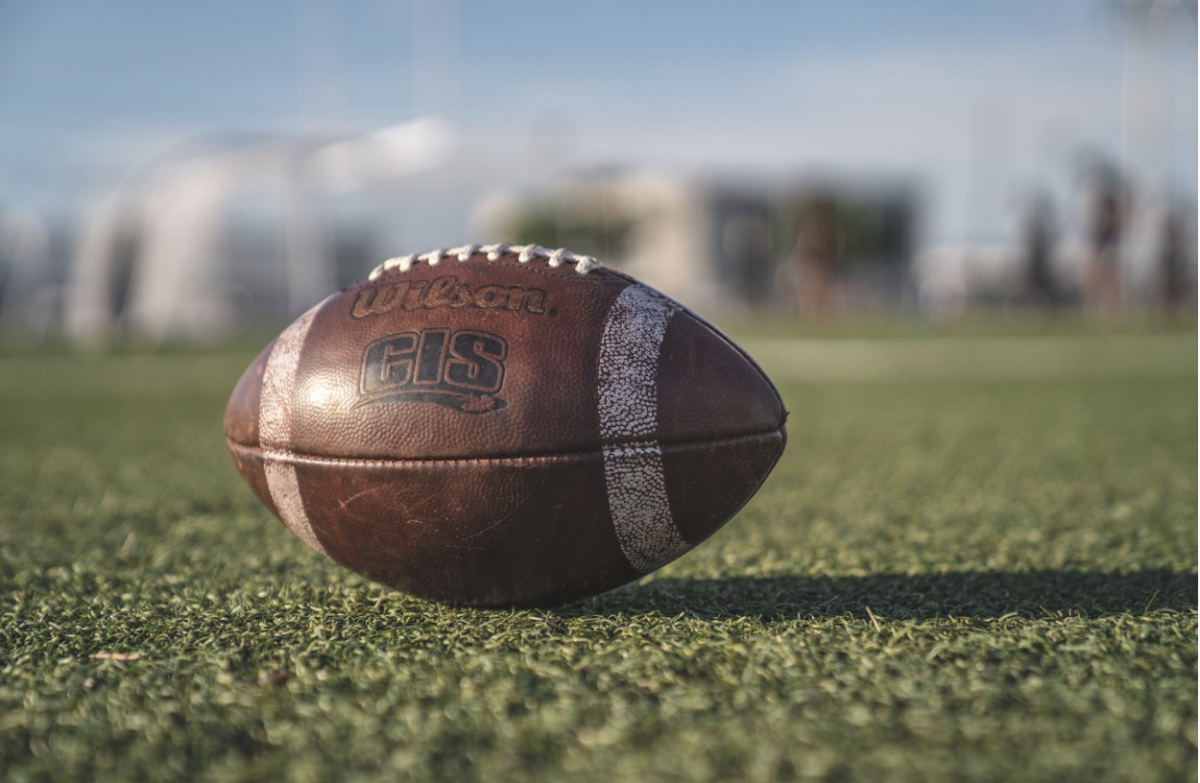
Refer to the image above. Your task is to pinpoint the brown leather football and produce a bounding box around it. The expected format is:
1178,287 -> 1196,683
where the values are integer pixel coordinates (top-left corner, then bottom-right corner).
224,244 -> 786,606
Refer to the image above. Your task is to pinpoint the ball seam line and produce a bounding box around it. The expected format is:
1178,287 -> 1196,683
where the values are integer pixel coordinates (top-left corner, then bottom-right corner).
225,427 -> 785,468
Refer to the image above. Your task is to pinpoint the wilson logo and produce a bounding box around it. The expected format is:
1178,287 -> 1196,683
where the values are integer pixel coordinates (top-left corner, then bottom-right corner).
358,328 -> 508,414
352,276 -> 547,319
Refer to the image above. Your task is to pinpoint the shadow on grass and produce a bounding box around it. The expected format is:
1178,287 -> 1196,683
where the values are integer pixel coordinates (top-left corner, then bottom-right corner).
566,569 -> 1198,621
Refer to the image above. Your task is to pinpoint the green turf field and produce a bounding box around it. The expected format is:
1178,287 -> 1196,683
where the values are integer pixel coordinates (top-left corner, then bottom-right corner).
1,326 -> 1196,782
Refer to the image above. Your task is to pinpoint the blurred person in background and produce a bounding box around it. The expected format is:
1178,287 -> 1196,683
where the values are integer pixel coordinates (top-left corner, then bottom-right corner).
787,194 -> 844,319
1017,191 -> 1061,308
1159,205 -> 1192,312
1082,171 -> 1126,316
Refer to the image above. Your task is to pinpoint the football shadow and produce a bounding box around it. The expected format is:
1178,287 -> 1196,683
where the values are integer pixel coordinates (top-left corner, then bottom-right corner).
561,569 -> 1197,621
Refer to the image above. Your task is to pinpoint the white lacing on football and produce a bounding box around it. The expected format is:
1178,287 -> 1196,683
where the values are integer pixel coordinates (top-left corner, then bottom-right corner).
367,244 -> 603,281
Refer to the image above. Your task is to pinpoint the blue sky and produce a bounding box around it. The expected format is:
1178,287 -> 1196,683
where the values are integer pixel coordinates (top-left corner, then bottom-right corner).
0,0 -> 1195,245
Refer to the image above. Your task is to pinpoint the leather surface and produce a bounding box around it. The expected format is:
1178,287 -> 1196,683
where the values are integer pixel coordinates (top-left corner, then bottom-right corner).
269,258 -> 623,460
227,429 -> 783,606
225,256 -> 784,459
655,315 -> 783,441
224,338 -> 273,449
659,430 -> 786,545
223,250 -> 788,605
227,433 -> 280,519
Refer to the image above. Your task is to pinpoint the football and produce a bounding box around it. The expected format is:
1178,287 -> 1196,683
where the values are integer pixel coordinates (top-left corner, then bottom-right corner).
224,244 -> 787,606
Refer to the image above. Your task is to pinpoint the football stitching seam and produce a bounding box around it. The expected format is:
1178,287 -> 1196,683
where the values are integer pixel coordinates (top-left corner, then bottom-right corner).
368,244 -> 603,281
364,254 -> 616,286
225,427 -> 785,467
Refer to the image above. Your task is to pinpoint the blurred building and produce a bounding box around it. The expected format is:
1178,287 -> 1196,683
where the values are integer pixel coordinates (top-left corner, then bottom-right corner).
477,170 -> 918,316
57,119 -> 456,346
2,147 -> 1188,347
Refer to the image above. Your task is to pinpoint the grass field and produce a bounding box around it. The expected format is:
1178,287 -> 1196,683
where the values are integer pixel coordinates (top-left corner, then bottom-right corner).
1,324 -> 1196,782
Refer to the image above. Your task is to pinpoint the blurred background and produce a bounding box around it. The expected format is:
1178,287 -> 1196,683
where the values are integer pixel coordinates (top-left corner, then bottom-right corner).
0,0 -> 1195,345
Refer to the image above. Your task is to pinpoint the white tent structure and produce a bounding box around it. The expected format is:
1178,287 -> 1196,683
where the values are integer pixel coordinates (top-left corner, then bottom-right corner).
65,118 -> 457,346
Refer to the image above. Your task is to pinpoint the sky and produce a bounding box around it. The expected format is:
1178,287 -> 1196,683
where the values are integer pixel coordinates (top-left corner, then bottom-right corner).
0,0 -> 1195,247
